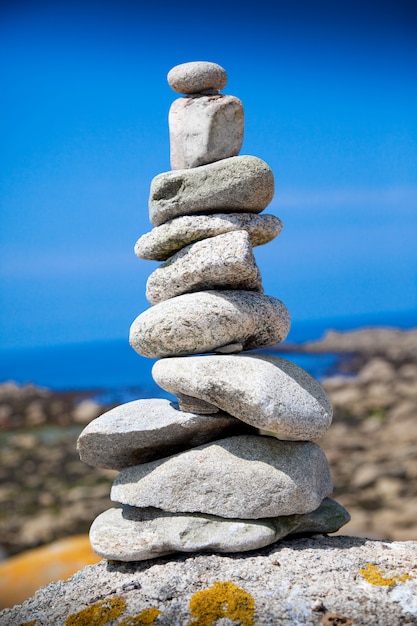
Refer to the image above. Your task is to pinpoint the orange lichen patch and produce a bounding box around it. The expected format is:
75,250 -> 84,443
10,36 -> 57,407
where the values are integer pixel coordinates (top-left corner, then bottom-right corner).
18,621 -> 37,626
189,581 -> 255,626
359,563 -> 412,587
119,608 -> 162,625
0,534 -> 101,610
65,597 -> 126,625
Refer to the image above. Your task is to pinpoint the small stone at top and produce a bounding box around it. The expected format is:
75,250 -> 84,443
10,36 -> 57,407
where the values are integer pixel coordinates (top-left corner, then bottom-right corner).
167,61 -> 228,94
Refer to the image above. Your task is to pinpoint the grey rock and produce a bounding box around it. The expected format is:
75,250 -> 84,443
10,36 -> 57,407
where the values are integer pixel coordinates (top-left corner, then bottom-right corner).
111,435 -> 333,518
77,398 -> 249,470
149,155 -> 274,227
129,290 -> 290,358
146,230 -> 263,305
167,61 -> 228,94
153,353 -> 333,440
134,212 -> 282,261
3,537 -> 416,625
89,498 -> 350,561
169,94 -> 244,169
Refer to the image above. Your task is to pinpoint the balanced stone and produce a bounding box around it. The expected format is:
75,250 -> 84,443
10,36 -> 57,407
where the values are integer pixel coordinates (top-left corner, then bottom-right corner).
129,290 -> 290,358
146,230 -> 263,305
167,61 -> 228,94
90,498 -> 350,561
152,354 -> 333,440
135,213 -> 283,261
169,94 -> 244,169
149,156 -> 274,227
111,435 -> 333,518
77,398 -> 251,470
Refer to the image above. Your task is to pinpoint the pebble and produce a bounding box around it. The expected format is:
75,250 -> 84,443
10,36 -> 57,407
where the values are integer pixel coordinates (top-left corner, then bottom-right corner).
152,354 -> 333,440
89,498 -> 350,561
77,398 -> 251,470
169,94 -> 244,169
134,213 -> 283,261
149,155 -> 274,227
145,230 -> 263,305
111,435 -> 333,519
167,61 -> 228,94
129,290 -> 290,358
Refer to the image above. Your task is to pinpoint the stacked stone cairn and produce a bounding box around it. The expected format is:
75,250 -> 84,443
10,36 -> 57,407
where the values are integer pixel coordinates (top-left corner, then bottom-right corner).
77,61 -> 350,561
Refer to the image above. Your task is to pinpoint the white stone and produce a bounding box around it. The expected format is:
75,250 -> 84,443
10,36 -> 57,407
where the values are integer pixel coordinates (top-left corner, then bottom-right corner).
77,398 -> 249,470
129,290 -> 290,358
149,156 -> 274,227
152,353 -> 333,440
169,95 -> 244,169
145,230 -> 263,305
111,435 -> 333,518
135,213 -> 282,261
167,61 -> 227,94
89,498 -> 350,561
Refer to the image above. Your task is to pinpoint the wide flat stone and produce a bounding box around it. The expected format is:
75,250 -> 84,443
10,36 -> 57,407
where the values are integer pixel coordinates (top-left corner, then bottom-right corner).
135,212 -> 283,261
167,61 -> 228,94
89,498 -> 350,561
152,353 -> 333,440
111,435 -> 333,518
129,290 -> 290,358
146,230 -> 263,305
149,156 -> 274,227
77,398 -> 250,470
169,94 -> 243,169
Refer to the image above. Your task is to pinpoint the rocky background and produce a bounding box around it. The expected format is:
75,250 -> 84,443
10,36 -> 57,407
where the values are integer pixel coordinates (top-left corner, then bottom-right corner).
1,326 -> 416,560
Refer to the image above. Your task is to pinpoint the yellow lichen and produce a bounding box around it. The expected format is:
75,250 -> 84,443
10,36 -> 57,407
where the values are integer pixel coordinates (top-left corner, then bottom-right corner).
65,597 -> 126,625
119,608 -> 161,625
359,563 -> 412,587
18,622 -> 37,626
188,581 -> 255,626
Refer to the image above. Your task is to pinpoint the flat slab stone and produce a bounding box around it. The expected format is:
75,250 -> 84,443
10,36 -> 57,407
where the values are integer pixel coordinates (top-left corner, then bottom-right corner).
152,353 -> 333,440
149,155 -> 274,227
111,435 -> 333,518
129,290 -> 290,358
89,498 -> 350,561
146,230 -> 263,305
169,94 -> 244,169
167,61 -> 228,94
77,398 -> 250,470
135,212 -> 283,261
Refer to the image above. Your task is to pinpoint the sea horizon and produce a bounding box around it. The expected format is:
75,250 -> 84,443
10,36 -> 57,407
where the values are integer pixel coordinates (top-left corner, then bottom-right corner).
1,310 -> 415,404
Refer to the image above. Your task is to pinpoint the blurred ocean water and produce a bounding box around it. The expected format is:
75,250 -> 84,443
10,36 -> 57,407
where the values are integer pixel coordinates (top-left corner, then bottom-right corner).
1,311 -> 415,404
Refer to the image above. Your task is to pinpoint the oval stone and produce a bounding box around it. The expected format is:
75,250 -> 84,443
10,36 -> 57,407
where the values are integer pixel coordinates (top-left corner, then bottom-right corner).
152,353 -> 333,441
111,435 -> 333,518
149,156 -> 274,227
77,398 -> 250,470
135,213 -> 283,261
146,230 -> 263,305
129,290 -> 290,358
167,61 -> 227,94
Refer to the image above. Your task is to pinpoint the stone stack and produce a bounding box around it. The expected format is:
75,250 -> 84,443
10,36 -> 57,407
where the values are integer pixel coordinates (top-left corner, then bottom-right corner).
77,61 -> 350,561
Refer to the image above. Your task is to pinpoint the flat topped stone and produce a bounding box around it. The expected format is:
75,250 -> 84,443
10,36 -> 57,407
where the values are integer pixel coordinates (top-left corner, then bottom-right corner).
146,230 -> 263,305
89,498 -> 350,561
135,213 -> 283,261
111,435 -> 333,518
169,94 -> 244,169
152,353 -> 333,441
77,398 -> 251,470
129,290 -> 290,358
167,61 -> 227,94
149,155 -> 274,227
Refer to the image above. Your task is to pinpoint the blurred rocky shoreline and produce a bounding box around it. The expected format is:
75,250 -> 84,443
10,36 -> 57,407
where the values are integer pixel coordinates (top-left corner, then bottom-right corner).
0,325 -> 416,559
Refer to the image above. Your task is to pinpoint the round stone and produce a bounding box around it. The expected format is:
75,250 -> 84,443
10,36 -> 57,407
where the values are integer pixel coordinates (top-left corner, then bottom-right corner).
167,61 -> 228,94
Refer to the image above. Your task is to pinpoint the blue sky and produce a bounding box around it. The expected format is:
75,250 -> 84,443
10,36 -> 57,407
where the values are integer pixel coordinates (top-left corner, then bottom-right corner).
1,0 -> 416,349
